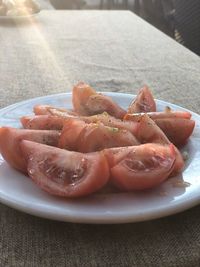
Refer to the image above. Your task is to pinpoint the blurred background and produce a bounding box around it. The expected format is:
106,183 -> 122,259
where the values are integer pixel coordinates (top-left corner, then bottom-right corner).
43,0 -> 200,56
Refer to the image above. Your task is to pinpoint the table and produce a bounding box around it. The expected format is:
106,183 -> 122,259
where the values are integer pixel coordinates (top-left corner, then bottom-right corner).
1,10 -> 200,267
37,0 -> 54,9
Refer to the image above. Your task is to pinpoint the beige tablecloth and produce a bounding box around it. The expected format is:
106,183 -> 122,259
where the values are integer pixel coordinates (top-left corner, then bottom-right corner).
0,10 -> 200,267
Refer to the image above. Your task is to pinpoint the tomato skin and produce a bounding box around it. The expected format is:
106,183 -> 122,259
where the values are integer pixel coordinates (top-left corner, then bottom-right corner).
20,141 -> 110,198
86,94 -> 126,119
58,119 -> 86,151
21,115 -> 65,130
0,127 -> 60,173
134,114 -> 169,144
58,119 -> 139,152
33,105 -> 76,116
132,114 -> 184,175
124,111 -> 192,121
72,82 -> 126,119
72,82 -> 96,116
21,111 -> 138,138
83,113 -> 138,136
155,118 -> 195,147
124,112 -> 194,147
104,143 -> 175,191
128,85 -> 156,113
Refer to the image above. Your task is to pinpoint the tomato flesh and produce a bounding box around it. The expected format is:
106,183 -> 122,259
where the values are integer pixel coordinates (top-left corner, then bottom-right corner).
155,118 -> 195,147
21,115 -> 65,130
58,119 -> 86,151
0,127 -> 60,173
128,85 -> 156,113
20,140 -> 110,198
132,114 -> 184,175
72,82 -> 126,119
34,105 -> 76,116
124,111 -> 191,121
83,113 -> 138,135
104,143 -> 175,190
124,112 -> 194,147
59,119 -> 139,152
134,114 -> 169,144
28,109 -> 138,136
72,82 -> 96,116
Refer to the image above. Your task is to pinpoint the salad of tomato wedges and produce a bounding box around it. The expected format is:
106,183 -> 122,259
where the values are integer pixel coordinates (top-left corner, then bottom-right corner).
0,82 -> 195,198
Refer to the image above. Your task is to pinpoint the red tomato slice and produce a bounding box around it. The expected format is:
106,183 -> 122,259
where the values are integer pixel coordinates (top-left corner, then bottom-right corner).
124,112 -> 194,147
124,111 -> 192,121
134,114 -> 169,144
128,85 -> 156,113
104,143 -> 175,191
133,114 -> 184,175
83,113 -> 138,135
58,119 -> 139,152
34,105 -> 76,116
20,140 -> 110,198
21,115 -> 65,130
58,119 -> 86,151
30,109 -> 138,136
72,82 -> 96,115
72,82 -> 126,119
86,94 -> 126,119
155,118 -> 195,147
0,127 -> 60,173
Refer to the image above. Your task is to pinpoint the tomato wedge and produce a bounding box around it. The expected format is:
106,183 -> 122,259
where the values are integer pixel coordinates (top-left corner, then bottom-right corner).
134,114 -> 169,144
20,141 -> 110,198
27,110 -> 137,135
155,118 -> 195,147
21,115 -> 65,130
104,143 -> 175,191
0,127 -> 60,173
72,82 -> 96,115
124,111 -> 194,147
124,111 -> 192,121
83,113 -> 138,135
34,105 -> 76,116
72,82 -> 126,119
58,119 -> 86,151
58,119 -> 139,152
128,85 -> 156,113
133,114 -> 184,175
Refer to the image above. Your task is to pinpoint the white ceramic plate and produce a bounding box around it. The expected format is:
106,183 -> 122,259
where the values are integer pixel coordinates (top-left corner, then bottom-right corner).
0,92 -> 200,224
